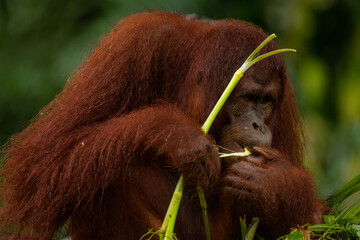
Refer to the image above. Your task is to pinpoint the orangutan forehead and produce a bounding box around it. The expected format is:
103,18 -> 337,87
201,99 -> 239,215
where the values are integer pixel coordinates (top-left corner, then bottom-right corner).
235,76 -> 281,98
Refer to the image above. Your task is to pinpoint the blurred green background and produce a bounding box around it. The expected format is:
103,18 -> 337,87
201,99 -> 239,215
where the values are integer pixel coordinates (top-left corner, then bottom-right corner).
0,0 -> 359,199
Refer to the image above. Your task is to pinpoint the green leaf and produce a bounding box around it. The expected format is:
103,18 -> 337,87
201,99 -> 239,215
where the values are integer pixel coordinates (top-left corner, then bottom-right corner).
287,232 -> 304,240
329,174 -> 360,207
349,216 -> 360,224
323,215 -> 336,224
349,225 -> 360,237
342,196 -> 360,220
336,195 -> 360,221
245,218 -> 259,240
337,218 -> 351,225
240,217 -> 248,240
333,174 -> 360,198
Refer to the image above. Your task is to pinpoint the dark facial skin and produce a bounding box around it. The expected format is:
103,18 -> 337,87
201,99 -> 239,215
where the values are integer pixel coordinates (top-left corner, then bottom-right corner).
218,70 -> 281,158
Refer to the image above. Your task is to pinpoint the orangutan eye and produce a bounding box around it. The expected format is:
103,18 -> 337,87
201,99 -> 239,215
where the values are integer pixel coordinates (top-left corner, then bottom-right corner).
259,95 -> 274,105
243,94 -> 256,102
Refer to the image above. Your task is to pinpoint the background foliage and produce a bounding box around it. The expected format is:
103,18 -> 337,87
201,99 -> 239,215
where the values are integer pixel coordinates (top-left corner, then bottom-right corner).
0,0 -> 359,199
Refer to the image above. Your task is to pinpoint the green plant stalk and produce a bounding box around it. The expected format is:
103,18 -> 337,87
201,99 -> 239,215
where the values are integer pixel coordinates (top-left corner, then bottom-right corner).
245,218 -> 260,240
164,187 -> 183,239
159,192 -> 178,239
202,69 -> 244,134
219,148 -> 251,158
309,224 -> 347,232
160,175 -> 184,240
328,173 -> 360,207
240,217 -> 248,240
335,195 -> 360,221
162,33 -> 296,239
239,217 -> 259,240
334,176 -> 360,198
197,186 -> 211,240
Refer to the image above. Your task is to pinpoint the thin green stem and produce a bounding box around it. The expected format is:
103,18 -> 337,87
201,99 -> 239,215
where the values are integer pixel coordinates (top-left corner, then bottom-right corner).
164,175 -> 184,239
335,195 -> 360,221
202,69 -> 244,134
219,148 -> 251,158
240,34 -> 277,72
245,218 -> 260,240
159,196 -> 175,239
248,49 -> 296,69
197,186 -> 211,240
329,173 -> 360,207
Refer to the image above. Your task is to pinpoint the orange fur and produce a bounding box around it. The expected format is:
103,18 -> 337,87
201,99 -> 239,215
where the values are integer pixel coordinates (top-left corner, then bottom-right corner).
0,11 -> 325,239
